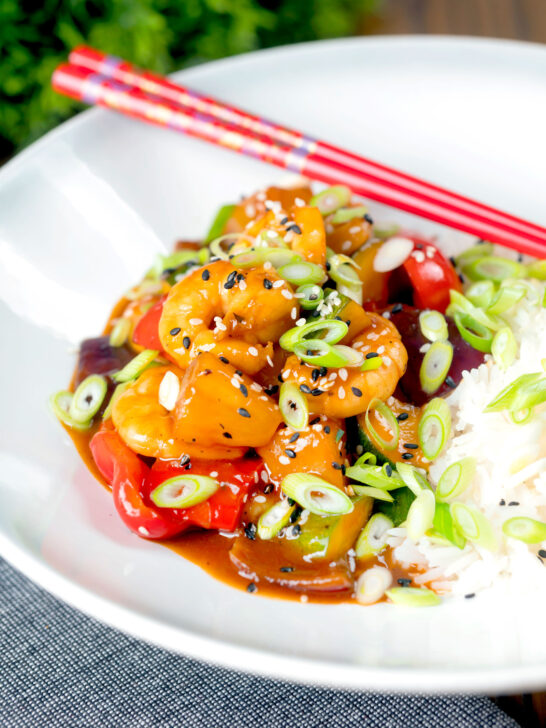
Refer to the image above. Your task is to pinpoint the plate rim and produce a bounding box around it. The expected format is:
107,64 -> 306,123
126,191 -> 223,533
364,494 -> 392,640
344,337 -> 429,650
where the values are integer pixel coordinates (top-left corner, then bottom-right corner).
3,34 -> 546,694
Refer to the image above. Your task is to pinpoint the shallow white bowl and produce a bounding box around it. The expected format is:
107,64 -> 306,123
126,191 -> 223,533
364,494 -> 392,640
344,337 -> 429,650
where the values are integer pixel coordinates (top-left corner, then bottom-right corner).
1,37 -> 546,694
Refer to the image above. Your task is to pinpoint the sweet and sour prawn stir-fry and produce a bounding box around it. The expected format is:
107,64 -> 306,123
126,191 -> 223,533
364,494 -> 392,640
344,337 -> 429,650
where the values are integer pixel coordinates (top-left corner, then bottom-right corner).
51,182 -> 546,606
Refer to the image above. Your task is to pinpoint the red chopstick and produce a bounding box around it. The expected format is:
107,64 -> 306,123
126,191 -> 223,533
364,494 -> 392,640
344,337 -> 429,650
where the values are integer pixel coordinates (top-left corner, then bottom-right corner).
52,54 -> 546,258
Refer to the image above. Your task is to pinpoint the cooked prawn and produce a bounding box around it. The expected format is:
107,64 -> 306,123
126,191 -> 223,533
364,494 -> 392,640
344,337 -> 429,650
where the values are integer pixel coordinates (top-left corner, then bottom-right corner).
112,365 -> 247,460
281,312 -> 408,418
158,260 -> 298,375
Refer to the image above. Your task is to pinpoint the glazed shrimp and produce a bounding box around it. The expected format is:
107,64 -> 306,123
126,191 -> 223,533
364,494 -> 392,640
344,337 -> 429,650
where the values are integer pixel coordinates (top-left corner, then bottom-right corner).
281,312 -> 408,418
111,365 -> 247,460
158,260 -> 298,375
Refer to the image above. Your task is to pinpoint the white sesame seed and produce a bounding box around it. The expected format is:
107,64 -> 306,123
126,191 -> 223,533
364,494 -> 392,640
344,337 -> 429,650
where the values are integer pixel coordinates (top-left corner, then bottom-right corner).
411,250 -> 426,263
254,495 -> 266,503
199,343 -> 215,352
250,382 -> 262,392
239,279 -> 247,291
377,345 -> 385,354
349,225 -> 361,234
328,372 -> 337,381
209,471 -> 218,478
296,318 -> 306,327
263,261 -> 273,270
341,240 -> 352,252
267,355 -> 274,367
294,197 -> 306,207
279,456 -> 290,465
261,470 -> 269,482
382,311 -> 391,319
189,318 -> 203,326
383,356 -> 392,366
245,204 -> 256,217
281,289 -> 293,300
138,526 -> 150,537
291,307 -> 297,320
338,386 -> 346,399
273,279 -> 284,288
338,368 -> 348,381
231,377 -> 240,388
426,246 -> 436,259
248,346 -> 259,356
300,594 -> 309,603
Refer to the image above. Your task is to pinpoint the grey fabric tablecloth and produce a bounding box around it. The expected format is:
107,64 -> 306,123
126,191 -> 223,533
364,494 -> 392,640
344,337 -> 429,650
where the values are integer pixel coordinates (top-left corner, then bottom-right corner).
0,558 -> 519,728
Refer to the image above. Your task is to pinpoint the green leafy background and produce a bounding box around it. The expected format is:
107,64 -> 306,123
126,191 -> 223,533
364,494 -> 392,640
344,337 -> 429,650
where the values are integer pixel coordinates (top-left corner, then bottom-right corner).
0,0 -> 379,158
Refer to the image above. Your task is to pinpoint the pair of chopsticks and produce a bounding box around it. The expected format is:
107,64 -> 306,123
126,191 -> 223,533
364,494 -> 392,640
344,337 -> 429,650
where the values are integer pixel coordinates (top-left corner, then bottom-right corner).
52,46 -> 546,258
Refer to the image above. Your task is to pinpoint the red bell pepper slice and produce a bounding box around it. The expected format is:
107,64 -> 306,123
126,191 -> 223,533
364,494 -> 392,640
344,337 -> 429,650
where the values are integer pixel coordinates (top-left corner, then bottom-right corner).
132,297 -> 165,351
90,427 -> 185,539
147,458 -> 263,532
401,235 -> 462,313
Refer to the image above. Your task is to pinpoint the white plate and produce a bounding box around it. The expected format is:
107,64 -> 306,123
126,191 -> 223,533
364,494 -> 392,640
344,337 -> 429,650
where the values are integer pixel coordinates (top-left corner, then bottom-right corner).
1,37 -> 546,694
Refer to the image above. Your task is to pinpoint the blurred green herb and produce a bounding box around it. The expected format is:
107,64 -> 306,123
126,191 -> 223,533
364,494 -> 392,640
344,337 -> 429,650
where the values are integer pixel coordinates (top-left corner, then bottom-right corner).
0,0 -> 379,158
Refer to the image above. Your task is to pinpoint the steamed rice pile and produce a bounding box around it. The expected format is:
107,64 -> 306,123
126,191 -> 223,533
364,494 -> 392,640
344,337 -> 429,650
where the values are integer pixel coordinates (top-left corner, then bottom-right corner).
386,279 -> 546,598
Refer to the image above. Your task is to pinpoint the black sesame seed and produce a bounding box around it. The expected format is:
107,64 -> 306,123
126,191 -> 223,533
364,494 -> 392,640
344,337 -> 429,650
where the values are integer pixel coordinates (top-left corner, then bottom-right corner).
458,273 -> 465,284
391,303 -> 403,314
403,443 -> 419,450
223,432 -> 233,439
319,367 -> 328,377
508,501 -> 519,506
385,464 -> 393,477
179,454 -> 190,467
263,483 -> 273,494
402,452 -> 414,460
280,566 -> 294,573
365,352 -> 379,359
345,320 -> 351,327
246,583 -> 257,593
285,449 -> 296,459
265,384 -> 279,396
517,253 -> 524,263
236,272 -> 245,283
351,386 -> 362,397
397,577 -> 412,587
324,425 -> 331,434
364,213 -> 374,224
289,432 -> 300,443
415,243 -> 423,250
539,550 -> 546,559
311,388 -> 323,396
170,327 -> 181,336
238,407 -> 251,418
300,384 -> 311,394
445,376 -> 457,389
224,280 -> 235,290
325,261 -> 331,271
280,216 -> 289,225
288,224 -> 302,235
341,464 -> 346,476
85,394 -> 93,404
290,506 -> 302,523
263,278 -> 273,289
219,356 -> 229,364
290,524 -> 301,537
449,256 -> 457,267
201,269 -> 210,281
332,462 -> 342,470
310,416 -> 321,425
182,336 -> 191,349
396,412 -> 409,422
464,593 -> 475,599
239,383 -> 248,397
287,498 -> 295,506
311,368 -> 320,382
244,522 -> 257,540
499,499 -> 506,506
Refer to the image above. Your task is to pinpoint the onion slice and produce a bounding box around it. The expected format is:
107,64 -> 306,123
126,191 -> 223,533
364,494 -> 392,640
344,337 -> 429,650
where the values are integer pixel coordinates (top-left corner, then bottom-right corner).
373,236 -> 414,273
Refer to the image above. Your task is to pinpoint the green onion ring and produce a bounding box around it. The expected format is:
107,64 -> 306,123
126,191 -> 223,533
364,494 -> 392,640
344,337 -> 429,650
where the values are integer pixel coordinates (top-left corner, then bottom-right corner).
350,485 -> 394,502
419,340 -> 454,394
453,311 -> 493,353
491,327 -> 517,370
486,285 -> 525,315
345,463 -> 405,490
279,318 -> 348,351
209,233 -> 253,260
278,261 -> 325,286
310,185 -> 351,215
406,489 -> 436,541
450,502 -> 497,551
485,372 -> 546,414
331,205 -> 368,225
329,254 -> 362,287
509,408 -> 534,425
296,284 -> 324,310
455,242 -> 494,267
354,452 -> 377,467
419,310 -> 448,342
355,513 -> 394,558
279,382 -> 309,431
337,281 -> 363,306
355,566 -> 393,605
418,398 -> 451,460
281,473 -> 354,516
462,255 -> 526,283
466,280 -> 496,309
69,374 -> 108,423
150,475 -> 219,509
435,457 -> 476,502
257,500 -> 296,540
49,391 -> 91,431
361,356 -> 383,372
365,398 -> 400,451
527,259 -> 546,281
396,462 -> 430,496
502,517 -> 546,544
109,318 -> 132,347
447,289 -> 503,331
112,349 -> 159,383
292,339 -> 349,368
386,586 -> 441,607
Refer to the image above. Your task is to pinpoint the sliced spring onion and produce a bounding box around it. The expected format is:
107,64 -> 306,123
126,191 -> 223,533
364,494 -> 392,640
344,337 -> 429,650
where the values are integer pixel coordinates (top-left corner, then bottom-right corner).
430,502 -> 466,549
486,285 -> 525,315
484,372 -> 546,414
281,473 -> 354,516
257,500 -> 296,540
278,261 -> 325,286
418,398 -> 451,460
450,502 -> 497,551
69,374 -> 108,423
279,318 -> 348,351
356,566 -> 393,605
447,289 -> 503,331
49,391 -> 91,431
455,241 -> 494,267
109,318 -> 131,347
150,475 -> 219,509
296,283 -> 324,310
331,205 -> 368,225
102,381 -> 130,421
419,310 -> 448,342
328,254 -> 362,287
386,586 -> 441,607
263,248 -> 301,268
361,355 -> 383,372
337,281 -> 363,306
229,248 -> 265,268
527,259 -> 546,280
279,382 -> 309,431
346,463 -> 405,491
209,233 -> 250,260
509,408 -> 533,425
351,485 -> 394,502
254,229 -> 288,249
491,327 -> 517,370
395,462 -> 430,496
453,311 -> 493,353
310,185 -> 351,215
292,340 -> 349,367
419,340 -> 453,394
435,457 -> 476,502
502,517 -> 546,544
355,514 -> 394,558
373,236 -> 414,272
354,452 -> 377,467
466,280 -> 496,309
205,203 -> 236,243
406,489 -> 436,541
373,223 -> 400,239
462,255 -> 526,283
112,349 -> 158,383
365,398 -> 400,450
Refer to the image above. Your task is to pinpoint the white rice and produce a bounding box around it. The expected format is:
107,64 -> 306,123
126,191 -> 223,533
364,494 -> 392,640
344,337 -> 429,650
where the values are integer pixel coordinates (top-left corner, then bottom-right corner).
387,278 -> 546,598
